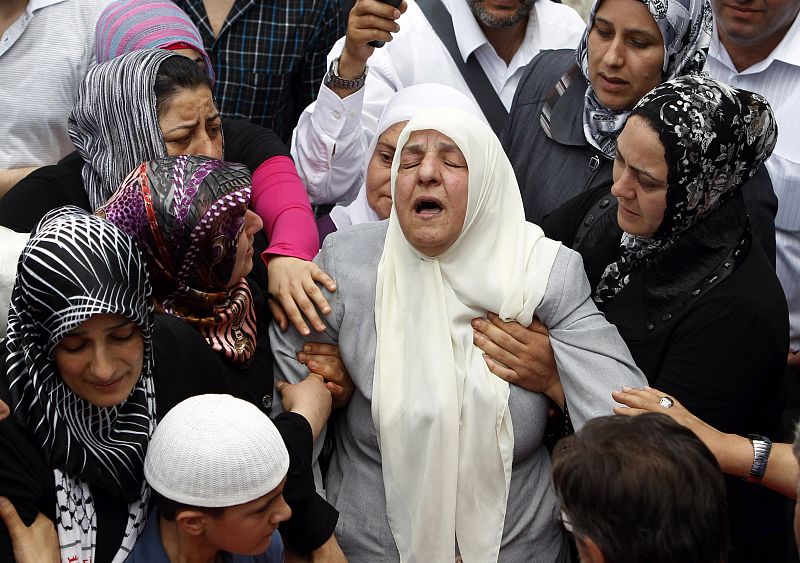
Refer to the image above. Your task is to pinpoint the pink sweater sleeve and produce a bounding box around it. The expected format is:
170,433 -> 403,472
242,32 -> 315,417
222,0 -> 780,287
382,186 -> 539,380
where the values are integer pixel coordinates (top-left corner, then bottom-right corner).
251,155 -> 319,263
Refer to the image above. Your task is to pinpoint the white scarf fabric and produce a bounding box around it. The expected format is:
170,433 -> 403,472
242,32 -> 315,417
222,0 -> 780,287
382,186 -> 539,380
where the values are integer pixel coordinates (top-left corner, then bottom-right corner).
373,108 -> 561,562
329,84 -> 484,229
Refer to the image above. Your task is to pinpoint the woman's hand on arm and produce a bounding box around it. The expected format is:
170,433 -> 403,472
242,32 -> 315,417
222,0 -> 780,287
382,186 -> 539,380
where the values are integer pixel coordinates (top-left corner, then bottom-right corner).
0,400 -> 8,421
267,256 -> 337,335
297,343 -> 355,409
613,386 -> 800,499
275,374 -> 332,442
471,313 -> 565,409
0,498 -> 58,563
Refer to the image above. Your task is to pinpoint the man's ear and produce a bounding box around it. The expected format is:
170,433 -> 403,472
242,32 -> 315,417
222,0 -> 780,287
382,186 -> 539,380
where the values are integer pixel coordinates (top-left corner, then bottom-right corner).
575,536 -> 606,563
175,509 -> 208,537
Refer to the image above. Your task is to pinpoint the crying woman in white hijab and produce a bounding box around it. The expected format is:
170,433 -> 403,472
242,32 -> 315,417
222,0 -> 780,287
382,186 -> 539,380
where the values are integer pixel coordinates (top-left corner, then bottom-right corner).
271,107 -> 646,562
315,83 -> 484,244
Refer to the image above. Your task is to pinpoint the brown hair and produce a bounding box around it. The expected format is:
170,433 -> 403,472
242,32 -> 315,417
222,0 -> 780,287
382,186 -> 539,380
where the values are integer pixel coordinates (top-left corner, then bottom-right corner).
552,413 -> 729,563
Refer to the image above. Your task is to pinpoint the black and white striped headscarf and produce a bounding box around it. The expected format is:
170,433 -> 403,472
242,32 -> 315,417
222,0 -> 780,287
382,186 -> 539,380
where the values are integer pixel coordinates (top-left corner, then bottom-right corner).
68,49 -> 175,212
4,206 -> 155,563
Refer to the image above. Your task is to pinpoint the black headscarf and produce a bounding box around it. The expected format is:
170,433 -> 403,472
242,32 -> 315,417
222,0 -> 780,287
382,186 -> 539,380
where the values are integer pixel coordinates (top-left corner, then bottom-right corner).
595,75 -> 777,302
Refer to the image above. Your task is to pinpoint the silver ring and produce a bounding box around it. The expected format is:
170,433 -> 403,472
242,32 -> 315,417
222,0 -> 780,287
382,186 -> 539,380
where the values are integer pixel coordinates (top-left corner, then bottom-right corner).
659,396 -> 674,409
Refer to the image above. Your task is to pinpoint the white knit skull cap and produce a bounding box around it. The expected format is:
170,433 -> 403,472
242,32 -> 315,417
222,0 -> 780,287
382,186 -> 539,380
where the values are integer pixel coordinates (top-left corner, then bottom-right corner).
144,394 -> 290,507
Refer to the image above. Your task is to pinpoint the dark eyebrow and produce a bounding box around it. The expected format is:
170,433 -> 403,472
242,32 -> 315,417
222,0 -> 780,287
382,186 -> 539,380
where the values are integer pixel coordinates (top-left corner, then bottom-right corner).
65,319 -> 133,337
401,143 -> 426,156
376,140 -> 397,150
629,162 -> 665,184
594,16 -> 660,42
164,121 -> 199,134
435,141 -> 461,153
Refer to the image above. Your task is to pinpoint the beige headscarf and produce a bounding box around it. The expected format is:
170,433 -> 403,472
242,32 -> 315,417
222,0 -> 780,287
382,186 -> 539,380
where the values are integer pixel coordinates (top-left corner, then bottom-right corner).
373,108 -> 561,562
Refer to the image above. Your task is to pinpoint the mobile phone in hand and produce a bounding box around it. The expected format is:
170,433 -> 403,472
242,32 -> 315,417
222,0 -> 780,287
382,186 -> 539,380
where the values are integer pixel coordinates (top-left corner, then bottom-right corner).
368,0 -> 403,48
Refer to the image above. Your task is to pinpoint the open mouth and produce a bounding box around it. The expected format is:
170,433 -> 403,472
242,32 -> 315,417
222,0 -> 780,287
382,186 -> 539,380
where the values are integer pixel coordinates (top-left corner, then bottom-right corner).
414,197 -> 444,216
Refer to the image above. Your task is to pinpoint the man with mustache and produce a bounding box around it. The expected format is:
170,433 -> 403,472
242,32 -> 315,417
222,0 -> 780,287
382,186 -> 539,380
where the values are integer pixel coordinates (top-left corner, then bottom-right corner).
290,0 -> 586,206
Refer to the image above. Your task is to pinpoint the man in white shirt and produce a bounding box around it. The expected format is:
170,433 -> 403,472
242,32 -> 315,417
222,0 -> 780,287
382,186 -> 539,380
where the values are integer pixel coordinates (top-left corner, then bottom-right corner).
292,0 -> 585,204
0,0 -> 107,198
705,0 -> 800,371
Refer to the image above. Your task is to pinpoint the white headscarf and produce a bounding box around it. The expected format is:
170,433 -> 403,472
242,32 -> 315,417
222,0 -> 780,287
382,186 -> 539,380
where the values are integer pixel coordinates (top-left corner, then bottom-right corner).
329,84 -> 483,228
373,108 -> 561,562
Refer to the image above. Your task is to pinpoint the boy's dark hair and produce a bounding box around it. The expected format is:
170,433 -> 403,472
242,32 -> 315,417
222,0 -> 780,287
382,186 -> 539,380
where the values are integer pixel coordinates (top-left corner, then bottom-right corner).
154,55 -> 213,119
152,490 -> 226,521
552,413 -> 729,563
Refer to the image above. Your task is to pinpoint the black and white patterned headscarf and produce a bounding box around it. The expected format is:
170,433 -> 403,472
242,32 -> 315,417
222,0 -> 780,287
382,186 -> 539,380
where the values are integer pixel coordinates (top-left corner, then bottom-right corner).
576,0 -> 713,158
595,75 -> 778,302
68,49 -> 176,212
3,207 -> 155,562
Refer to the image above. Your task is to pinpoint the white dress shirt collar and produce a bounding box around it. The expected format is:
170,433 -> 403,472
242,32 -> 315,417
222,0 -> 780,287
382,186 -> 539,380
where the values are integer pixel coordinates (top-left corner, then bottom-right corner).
27,0 -> 69,15
710,11 -> 800,74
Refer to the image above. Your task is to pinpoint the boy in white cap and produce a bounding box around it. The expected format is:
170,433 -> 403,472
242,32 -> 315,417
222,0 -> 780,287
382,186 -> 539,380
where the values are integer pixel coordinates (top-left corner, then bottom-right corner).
128,394 -> 292,562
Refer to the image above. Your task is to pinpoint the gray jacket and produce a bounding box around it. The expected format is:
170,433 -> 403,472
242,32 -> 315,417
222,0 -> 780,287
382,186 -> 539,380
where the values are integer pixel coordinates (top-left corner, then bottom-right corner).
503,49 -> 778,264
271,221 -> 646,562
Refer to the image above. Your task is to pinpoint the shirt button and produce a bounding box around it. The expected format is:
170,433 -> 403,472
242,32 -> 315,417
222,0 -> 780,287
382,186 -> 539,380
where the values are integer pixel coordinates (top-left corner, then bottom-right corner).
332,111 -> 342,120
262,394 -> 273,409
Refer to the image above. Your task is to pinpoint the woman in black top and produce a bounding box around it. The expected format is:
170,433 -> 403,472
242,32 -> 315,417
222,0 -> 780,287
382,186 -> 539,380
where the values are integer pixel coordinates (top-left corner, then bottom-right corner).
0,208 -> 331,562
479,76 -> 789,562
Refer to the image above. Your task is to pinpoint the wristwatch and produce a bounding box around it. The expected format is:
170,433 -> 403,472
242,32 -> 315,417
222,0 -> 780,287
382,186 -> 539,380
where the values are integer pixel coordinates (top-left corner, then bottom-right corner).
323,57 -> 368,91
746,434 -> 773,483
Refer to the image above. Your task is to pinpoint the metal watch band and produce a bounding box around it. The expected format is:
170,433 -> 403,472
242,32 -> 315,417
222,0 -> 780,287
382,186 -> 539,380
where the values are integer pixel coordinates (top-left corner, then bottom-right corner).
746,434 -> 772,483
323,57 -> 367,91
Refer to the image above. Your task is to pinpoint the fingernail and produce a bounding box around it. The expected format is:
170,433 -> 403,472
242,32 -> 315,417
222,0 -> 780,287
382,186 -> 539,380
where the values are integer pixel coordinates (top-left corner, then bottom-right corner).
471,319 -> 480,328
322,306 -> 331,314
309,361 -> 317,369
622,386 -> 632,391
301,328 -> 310,336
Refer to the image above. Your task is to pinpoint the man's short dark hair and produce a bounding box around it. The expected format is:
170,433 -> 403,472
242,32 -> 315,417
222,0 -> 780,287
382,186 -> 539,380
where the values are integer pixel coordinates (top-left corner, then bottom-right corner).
152,490 -> 226,521
552,413 -> 729,563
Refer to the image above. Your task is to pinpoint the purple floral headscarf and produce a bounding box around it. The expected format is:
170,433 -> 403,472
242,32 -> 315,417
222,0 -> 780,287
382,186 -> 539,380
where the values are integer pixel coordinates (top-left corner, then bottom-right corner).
100,155 -> 257,363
